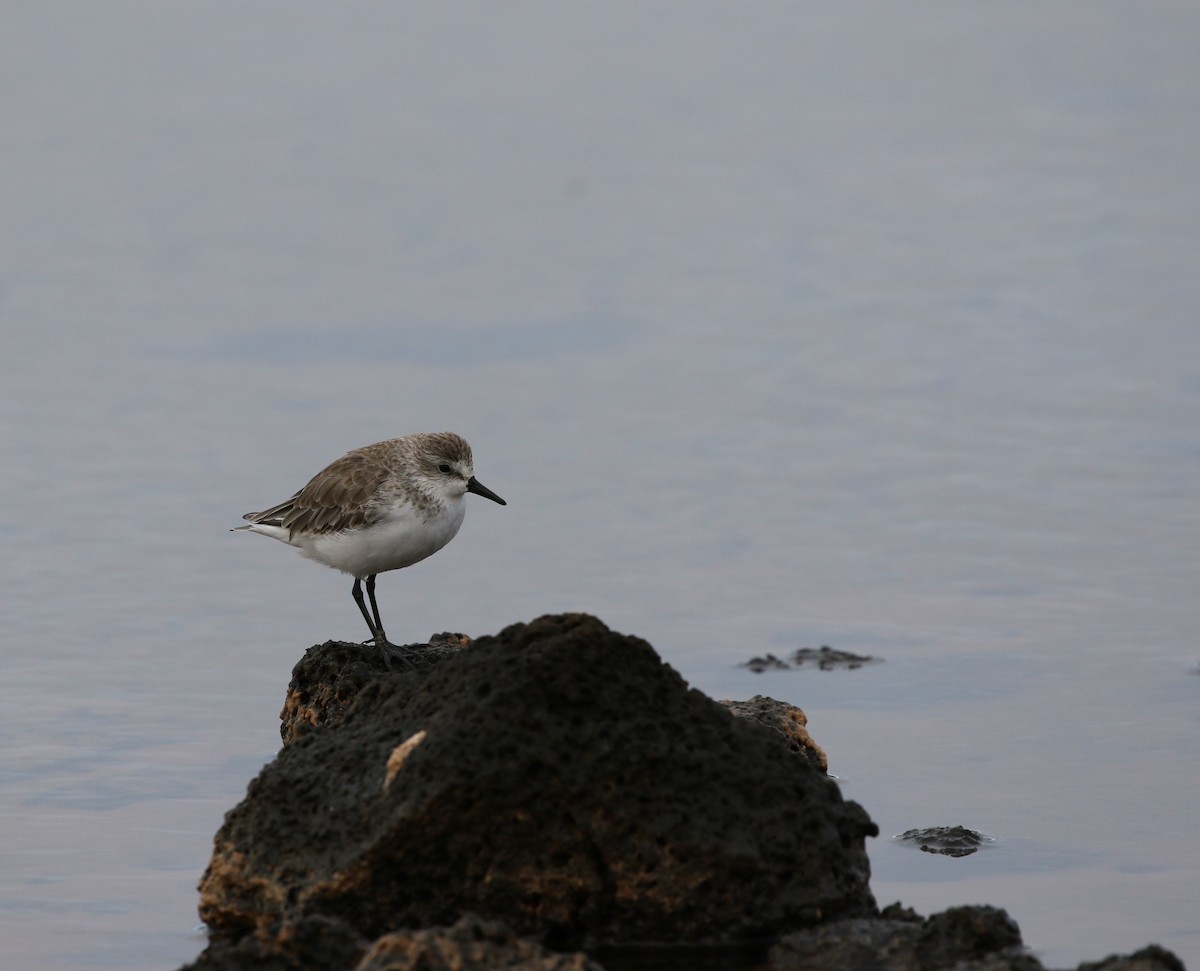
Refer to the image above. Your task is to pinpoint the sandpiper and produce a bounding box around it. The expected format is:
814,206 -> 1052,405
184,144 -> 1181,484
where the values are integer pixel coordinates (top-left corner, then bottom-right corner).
235,431 -> 505,666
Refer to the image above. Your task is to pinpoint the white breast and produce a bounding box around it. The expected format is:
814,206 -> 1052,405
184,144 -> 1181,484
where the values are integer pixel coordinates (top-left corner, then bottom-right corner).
290,498 -> 467,578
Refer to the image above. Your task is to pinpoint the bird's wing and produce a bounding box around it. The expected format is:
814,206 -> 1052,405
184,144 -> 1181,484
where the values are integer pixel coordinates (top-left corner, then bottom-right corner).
242,452 -> 386,536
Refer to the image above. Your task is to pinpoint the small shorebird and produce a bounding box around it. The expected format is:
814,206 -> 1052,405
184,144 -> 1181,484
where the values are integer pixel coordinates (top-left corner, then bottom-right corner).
234,431 -> 505,666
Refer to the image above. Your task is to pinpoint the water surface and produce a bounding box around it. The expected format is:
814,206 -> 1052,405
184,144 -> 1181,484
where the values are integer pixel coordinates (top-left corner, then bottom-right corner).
2,4 -> 1198,968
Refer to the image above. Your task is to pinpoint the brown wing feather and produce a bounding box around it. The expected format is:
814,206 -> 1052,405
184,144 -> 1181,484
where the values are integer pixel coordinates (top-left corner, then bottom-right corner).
243,451 -> 387,536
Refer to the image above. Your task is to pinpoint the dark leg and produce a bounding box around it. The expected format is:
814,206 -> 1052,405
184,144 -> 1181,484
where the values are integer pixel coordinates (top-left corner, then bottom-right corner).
352,577 -> 377,640
365,574 -> 387,642
352,575 -> 415,671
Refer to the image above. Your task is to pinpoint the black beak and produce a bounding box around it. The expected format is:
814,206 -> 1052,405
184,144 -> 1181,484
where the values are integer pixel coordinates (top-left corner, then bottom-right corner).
467,476 -> 506,505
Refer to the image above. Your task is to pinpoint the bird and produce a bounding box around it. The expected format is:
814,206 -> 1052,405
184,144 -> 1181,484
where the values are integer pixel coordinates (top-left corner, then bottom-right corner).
234,431 -> 505,666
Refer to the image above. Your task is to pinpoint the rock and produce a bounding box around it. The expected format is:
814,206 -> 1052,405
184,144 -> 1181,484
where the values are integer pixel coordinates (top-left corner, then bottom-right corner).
790,645 -> 878,670
739,646 -> 879,673
719,695 -> 828,771
187,614 -> 1184,971
180,913 -> 598,971
181,913 -> 367,970
741,652 -> 792,672
1075,945 -> 1187,971
280,635 -> 471,745
278,639 -> 381,745
769,905 -> 1186,971
197,613 -> 877,952
770,906 -> 1033,971
355,914 -> 601,971
895,825 -> 990,858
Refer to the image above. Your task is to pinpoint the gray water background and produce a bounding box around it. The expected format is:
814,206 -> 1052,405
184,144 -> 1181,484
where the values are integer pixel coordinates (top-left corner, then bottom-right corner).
2,3 -> 1198,968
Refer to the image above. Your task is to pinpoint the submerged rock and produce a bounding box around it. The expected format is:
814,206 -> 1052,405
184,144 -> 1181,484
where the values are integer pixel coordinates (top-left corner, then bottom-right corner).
895,825 -> 991,858
740,645 -> 879,673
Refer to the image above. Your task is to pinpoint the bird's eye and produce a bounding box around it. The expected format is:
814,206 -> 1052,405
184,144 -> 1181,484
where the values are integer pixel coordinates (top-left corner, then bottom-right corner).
438,464 -> 452,474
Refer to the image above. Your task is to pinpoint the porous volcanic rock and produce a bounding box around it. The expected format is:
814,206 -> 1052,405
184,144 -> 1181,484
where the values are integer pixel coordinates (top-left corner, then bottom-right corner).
355,914 -> 602,971
197,613 -> 878,951
769,906 -> 1186,971
279,634 -> 470,745
719,694 -> 828,772
180,913 -> 599,971
181,913 -> 366,970
770,904 -> 1032,971
278,639 -> 381,745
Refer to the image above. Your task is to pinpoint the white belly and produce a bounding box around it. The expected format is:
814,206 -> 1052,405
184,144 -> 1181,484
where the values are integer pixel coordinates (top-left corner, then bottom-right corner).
251,499 -> 467,578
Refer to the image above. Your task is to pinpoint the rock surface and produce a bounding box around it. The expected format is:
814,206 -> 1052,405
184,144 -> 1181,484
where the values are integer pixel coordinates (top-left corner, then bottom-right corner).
771,905 -> 1032,971
355,914 -> 602,971
279,634 -> 471,745
771,905 -> 1186,971
181,913 -> 599,971
895,824 -> 991,858
187,613 -> 1186,971
198,613 -> 877,952
719,694 -> 828,772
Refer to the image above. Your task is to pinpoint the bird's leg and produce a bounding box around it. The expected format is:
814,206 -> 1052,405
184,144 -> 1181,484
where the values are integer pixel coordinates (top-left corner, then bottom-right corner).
365,574 -> 387,643
355,574 -> 416,671
352,577 -> 380,641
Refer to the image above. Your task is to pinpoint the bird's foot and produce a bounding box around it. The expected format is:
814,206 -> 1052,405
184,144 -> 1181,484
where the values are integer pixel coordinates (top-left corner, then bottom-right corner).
362,635 -> 421,671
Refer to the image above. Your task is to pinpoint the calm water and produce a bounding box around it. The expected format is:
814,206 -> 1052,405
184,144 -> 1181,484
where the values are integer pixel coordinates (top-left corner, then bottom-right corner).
3,4 -> 1198,968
